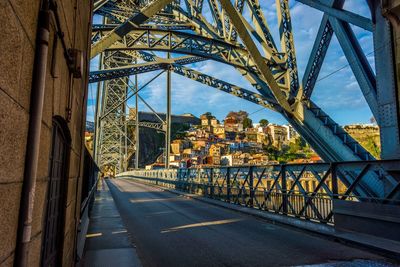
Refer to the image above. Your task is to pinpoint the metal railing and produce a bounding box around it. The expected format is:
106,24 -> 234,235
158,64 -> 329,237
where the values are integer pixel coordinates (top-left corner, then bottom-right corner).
119,160 -> 400,225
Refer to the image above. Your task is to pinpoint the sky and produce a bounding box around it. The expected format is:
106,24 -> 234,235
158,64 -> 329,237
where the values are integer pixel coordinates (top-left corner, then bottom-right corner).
87,0 -> 375,126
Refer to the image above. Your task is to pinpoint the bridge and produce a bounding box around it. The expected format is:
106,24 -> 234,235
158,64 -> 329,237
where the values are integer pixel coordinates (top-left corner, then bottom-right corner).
85,0 -> 400,265
1,0 -> 400,266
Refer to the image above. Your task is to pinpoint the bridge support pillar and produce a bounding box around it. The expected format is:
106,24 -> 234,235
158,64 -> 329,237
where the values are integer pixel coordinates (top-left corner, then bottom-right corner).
165,55 -> 171,168
373,1 -> 400,159
135,71 -> 139,169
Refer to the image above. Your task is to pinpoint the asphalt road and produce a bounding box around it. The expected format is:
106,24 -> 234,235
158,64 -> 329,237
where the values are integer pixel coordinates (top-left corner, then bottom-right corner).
107,178 -> 393,267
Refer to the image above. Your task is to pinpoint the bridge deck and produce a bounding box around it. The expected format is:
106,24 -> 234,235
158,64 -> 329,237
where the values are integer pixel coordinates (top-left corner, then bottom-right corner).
89,178 -> 394,267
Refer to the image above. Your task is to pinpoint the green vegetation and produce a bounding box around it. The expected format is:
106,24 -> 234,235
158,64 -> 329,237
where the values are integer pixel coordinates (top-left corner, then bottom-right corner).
362,136 -> 380,159
259,119 -> 269,127
243,117 -> 253,129
263,137 -> 313,163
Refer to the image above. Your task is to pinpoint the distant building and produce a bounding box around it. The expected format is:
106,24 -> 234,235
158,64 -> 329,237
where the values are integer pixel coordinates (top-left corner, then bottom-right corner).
171,140 -> 183,154
200,112 -> 217,127
211,118 -> 219,127
195,128 -> 210,139
267,124 -> 288,148
205,155 -> 221,165
171,139 -> 191,154
257,132 -> 267,144
248,153 -> 269,165
224,115 -> 244,132
283,124 -> 299,142
221,152 -> 246,166
169,154 -> 181,162
225,131 -> 237,140
245,128 -> 258,142
213,126 -> 225,139
209,144 -> 224,157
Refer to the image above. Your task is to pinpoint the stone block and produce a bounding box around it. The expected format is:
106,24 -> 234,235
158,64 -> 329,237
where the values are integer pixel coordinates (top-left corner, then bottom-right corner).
0,183 -> 22,262
62,219 -> 77,266
43,63 -> 55,128
28,232 -> 42,267
57,0 -> 74,48
66,177 -> 77,207
0,1 -> 24,101
64,197 -> 76,231
68,151 -> 80,179
18,43 -> 35,111
36,124 -> 51,181
31,180 -> 48,236
0,253 -> 14,267
0,90 -> 29,184
56,58 -> 70,119
8,0 -> 40,46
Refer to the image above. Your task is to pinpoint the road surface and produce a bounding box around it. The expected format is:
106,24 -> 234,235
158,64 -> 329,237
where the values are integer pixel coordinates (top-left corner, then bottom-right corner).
107,178 -> 393,267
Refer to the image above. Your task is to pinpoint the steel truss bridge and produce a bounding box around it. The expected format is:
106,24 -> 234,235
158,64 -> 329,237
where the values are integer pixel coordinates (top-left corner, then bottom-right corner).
91,0 -> 400,201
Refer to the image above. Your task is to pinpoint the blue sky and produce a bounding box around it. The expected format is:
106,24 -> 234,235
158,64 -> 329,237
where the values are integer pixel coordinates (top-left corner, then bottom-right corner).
87,1 -> 375,126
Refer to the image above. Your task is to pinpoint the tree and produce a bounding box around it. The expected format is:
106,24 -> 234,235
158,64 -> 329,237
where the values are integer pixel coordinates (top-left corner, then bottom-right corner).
243,117 -> 253,129
202,112 -> 213,119
227,110 -> 249,122
259,119 -> 269,127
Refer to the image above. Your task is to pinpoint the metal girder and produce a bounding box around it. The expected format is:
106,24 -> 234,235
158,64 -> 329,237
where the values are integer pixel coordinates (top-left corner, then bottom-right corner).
301,0 -> 344,99
90,61 -> 167,83
172,6 -> 222,39
127,121 -> 165,131
226,0 -> 245,41
372,1 -> 400,159
89,55 -> 205,83
276,0 -> 299,99
90,59 -> 279,111
97,50 -> 132,172
246,0 -> 278,51
91,0 -> 175,58
101,70 -> 166,121
329,17 -> 378,120
171,64 -> 278,111
219,0 -> 292,113
94,0 -> 111,12
297,0 -> 373,31
208,0 -> 225,36
106,28 -> 286,74
92,23 -> 193,32
301,15 -> 333,99
90,0 -> 398,197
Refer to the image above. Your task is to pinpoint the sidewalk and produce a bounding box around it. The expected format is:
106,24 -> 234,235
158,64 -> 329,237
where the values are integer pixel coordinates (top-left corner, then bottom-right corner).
80,178 -> 142,267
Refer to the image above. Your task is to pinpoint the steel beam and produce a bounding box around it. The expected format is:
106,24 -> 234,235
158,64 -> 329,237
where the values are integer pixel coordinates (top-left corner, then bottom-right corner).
372,2 -> 400,159
166,53 -> 172,168
135,72 -> 140,169
171,64 -> 278,110
89,55 -> 204,83
219,0 -> 292,113
329,17 -> 378,120
91,0 -> 175,58
276,0 -> 299,99
297,0 -> 373,31
301,0 -> 344,100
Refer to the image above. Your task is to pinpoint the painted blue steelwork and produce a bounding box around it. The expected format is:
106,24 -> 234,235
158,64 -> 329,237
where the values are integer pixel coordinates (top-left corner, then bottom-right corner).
91,0 -> 400,199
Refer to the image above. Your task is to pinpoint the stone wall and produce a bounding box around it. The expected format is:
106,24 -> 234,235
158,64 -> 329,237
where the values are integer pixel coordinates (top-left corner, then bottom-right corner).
0,0 -> 92,266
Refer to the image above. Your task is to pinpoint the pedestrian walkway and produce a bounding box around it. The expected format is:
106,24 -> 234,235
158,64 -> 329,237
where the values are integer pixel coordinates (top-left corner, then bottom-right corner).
80,178 -> 142,267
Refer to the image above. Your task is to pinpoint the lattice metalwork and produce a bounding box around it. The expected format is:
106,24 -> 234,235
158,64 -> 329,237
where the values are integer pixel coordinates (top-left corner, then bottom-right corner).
91,0 -> 400,198
121,160 -> 400,223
